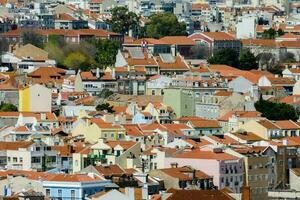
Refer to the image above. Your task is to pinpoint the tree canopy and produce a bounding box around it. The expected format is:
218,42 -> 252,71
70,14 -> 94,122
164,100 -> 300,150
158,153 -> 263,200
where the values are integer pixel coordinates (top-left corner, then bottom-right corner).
145,13 -> 187,39
22,30 -> 44,48
261,28 -> 284,39
111,6 -> 139,35
0,103 -> 18,112
95,39 -> 120,68
208,48 -> 240,67
44,37 -> 119,70
255,98 -> 299,121
96,103 -> 115,113
239,49 -> 258,70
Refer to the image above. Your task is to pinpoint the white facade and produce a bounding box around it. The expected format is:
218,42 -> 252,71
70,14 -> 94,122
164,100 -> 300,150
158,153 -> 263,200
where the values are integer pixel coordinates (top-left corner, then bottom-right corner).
236,16 -> 256,39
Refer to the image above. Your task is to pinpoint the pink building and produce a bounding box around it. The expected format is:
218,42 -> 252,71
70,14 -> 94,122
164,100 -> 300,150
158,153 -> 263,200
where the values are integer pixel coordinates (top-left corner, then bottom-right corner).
165,148 -> 244,193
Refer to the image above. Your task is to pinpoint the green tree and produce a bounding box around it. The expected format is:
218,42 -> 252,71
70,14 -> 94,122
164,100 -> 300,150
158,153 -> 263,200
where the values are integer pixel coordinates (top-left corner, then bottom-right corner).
262,28 -> 277,39
44,42 -> 65,66
0,103 -> 18,111
255,98 -> 299,121
208,48 -> 239,67
145,13 -> 187,39
63,52 -> 87,70
0,38 -> 9,54
277,29 -> 284,37
95,39 -> 119,68
96,103 -> 114,113
111,6 -> 139,35
22,30 -> 44,48
239,49 -> 258,70
98,89 -> 114,98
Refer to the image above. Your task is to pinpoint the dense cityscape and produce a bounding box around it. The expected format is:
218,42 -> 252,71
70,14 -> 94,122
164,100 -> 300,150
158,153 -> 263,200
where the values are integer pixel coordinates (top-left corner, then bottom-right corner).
0,0 -> 299,199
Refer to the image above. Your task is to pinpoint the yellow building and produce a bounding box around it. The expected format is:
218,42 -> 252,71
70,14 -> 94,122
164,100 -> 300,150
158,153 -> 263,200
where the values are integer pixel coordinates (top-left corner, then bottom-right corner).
72,118 -> 126,143
19,84 -> 51,112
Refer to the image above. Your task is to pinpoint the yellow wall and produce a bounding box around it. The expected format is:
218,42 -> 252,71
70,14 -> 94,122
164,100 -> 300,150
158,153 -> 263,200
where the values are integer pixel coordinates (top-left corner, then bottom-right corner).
241,120 -> 268,139
19,88 -> 30,112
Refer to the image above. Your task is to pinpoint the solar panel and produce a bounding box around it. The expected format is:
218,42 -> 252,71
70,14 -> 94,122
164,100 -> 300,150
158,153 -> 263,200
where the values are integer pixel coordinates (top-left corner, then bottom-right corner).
159,53 -> 175,63
129,49 -> 145,59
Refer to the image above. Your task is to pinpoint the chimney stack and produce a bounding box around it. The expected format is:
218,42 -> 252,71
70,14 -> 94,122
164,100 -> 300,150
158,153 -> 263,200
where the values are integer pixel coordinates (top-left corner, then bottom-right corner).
241,186 -> 250,200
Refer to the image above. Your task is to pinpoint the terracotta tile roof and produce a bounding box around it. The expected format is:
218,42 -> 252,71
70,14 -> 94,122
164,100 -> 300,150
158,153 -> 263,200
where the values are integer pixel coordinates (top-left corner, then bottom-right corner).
277,32 -> 300,40
28,67 -> 65,78
291,168 -> 300,176
105,140 -> 137,150
52,145 -> 74,157
0,112 -> 57,121
166,189 -> 234,200
156,55 -> 189,71
112,105 -> 127,114
258,120 -> 280,129
192,32 -> 235,41
125,51 -> 158,66
191,3 -> 210,10
91,118 -> 122,129
289,68 -> 300,73
241,39 -> 276,47
218,111 -> 261,121
274,120 -> 300,130
159,36 -> 196,46
140,123 -> 167,132
189,119 -> 221,128
93,165 -> 127,176
185,138 -> 212,147
175,149 -> 238,160
89,0 -> 103,4
56,13 -> 76,21
0,141 -> 34,150
233,146 -> 268,154
208,135 -> 239,145
231,132 -> 264,142
14,126 -> 29,132
160,166 -> 211,181
280,95 -> 300,105
45,173 -> 104,182
123,124 -> 144,137
209,65 -> 273,84
214,91 -> 232,97
176,116 -> 205,122
268,77 -> 295,85
125,38 -> 168,45
74,96 -> 95,106
80,71 -> 97,80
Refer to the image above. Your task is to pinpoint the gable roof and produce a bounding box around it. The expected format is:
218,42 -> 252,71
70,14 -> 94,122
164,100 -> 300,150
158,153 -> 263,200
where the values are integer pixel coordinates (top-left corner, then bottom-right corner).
159,36 -> 196,45
14,44 -> 48,60
0,141 -> 34,150
175,149 -> 238,160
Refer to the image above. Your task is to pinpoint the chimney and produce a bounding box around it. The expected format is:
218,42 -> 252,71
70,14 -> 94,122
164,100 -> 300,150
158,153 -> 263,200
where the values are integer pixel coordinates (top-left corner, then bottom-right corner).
142,184 -> 149,200
241,186 -> 250,200
125,187 -> 135,200
40,113 -> 46,120
96,68 -> 100,79
283,139 -> 288,146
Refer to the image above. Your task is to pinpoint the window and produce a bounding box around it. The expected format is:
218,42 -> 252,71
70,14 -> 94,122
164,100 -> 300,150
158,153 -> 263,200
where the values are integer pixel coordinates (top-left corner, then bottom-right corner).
13,157 -> 17,162
32,157 -> 41,163
19,157 -> 23,163
36,147 -> 41,151
152,90 -> 155,95
71,190 -> 75,200
46,189 -> 50,197
7,157 -> 10,162
58,189 -> 62,197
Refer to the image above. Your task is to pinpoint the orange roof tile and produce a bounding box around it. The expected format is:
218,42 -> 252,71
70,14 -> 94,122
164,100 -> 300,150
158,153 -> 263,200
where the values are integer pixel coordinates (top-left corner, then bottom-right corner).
0,141 -> 34,150
175,149 -> 238,160
159,36 -> 196,46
